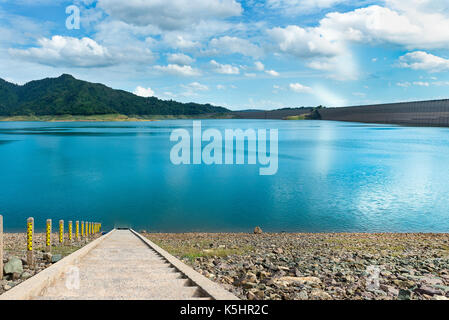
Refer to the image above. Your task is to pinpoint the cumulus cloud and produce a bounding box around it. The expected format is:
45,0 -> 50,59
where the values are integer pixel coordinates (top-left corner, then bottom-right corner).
209,36 -> 263,57
210,60 -> 239,74
397,81 -> 411,88
134,86 -> 155,97
268,25 -> 344,59
97,0 -> 242,30
399,51 -> 449,73
289,83 -> 313,93
167,53 -> 195,65
182,82 -> 209,91
254,61 -> 265,71
265,69 -> 280,76
154,64 -> 202,76
268,2 -> 449,79
163,34 -> 200,49
9,35 -> 115,68
267,0 -> 349,14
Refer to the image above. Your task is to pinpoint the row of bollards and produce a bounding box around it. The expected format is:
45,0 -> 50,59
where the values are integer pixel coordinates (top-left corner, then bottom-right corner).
29,218 -> 102,268
0,215 -> 101,271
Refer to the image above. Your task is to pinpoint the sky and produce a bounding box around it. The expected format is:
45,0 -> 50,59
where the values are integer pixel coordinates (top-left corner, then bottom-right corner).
1,0 -> 449,110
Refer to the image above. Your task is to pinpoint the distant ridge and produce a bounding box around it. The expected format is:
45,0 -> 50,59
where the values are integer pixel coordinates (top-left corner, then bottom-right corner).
0,74 -> 229,116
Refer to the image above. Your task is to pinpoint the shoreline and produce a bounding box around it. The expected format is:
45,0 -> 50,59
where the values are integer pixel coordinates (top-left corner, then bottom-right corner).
142,232 -> 449,300
0,232 -> 101,295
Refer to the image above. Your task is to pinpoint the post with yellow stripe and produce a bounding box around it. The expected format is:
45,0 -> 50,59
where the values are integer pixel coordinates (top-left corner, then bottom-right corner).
81,220 -> 84,240
27,217 -> 34,268
59,220 -> 64,245
68,221 -> 72,243
0,215 -> 3,280
46,219 -> 52,252
85,221 -> 88,239
76,221 -> 80,241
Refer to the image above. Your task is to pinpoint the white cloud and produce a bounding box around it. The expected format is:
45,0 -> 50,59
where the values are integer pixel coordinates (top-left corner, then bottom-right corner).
254,61 -> 264,71
163,34 -> 200,49
182,81 -> 209,91
265,69 -> 280,76
209,36 -> 263,57
97,0 -> 242,30
268,2 -> 449,79
289,83 -> 313,93
210,60 -> 239,74
9,36 -> 115,68
397,81 -> 411,88
167,53 -> 195,65
267,0 -> 348,14
154,64 -> 201,76
134,86 -> 155,97
268,25 -> 344,59
399,51 -> 449,73
413,81 -> 429,87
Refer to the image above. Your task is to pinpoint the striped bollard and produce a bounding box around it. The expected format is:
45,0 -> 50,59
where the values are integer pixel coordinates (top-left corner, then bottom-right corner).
59,220 -> 64,244
85,221 -> 88,239
46,219 -> 52,252
27,217 -> 34,268
0,215 -> 3,280
76,221 -> 80,241
81,221 -> 84,239
68,221 -> 72,242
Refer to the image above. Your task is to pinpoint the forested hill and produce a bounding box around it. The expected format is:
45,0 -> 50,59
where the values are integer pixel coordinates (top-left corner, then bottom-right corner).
0,74 -> 229,116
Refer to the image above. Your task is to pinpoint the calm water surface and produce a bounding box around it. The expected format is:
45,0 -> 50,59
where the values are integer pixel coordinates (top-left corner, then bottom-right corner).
0,120 -> 448,232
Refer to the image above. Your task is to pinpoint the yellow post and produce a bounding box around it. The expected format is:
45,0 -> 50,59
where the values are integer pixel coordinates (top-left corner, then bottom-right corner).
46,219 -> 52,252
81,220 -> 84,239
59,220 -> 64,244
68,221 -> 72,242
85,221 -> 88,239
27,217 -> 34,268
0,215 -> 3,280
89,222 -> 91,235
76,221 -> 79,241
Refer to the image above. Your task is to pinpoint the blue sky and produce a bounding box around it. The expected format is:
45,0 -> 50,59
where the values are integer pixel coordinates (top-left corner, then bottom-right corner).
1,0 -> 449,110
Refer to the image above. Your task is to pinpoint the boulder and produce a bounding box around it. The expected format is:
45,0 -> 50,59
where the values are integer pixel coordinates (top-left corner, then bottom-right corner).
310,289 -> 331,300
3,257 -> 23,275
51,254 -> 62,263
276,276 -> 322,286
253,227 -> 263,234
43,253 -> 52,262
21,272 -> 32,280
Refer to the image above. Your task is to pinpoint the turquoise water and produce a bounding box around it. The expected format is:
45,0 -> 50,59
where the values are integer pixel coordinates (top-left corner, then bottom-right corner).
0,120 -> 449,233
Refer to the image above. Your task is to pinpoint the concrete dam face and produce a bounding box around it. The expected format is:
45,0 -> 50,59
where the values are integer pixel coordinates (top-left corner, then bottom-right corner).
318,99 -> 449,127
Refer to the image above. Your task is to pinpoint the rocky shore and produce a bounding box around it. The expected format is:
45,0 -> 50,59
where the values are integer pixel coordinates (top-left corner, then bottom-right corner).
1,233 -> 100,295
143,232 -> 449,300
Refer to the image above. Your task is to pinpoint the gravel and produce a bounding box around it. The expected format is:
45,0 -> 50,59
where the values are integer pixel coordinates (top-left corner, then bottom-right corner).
1,232 -> 100,295
143,232 -> 449,300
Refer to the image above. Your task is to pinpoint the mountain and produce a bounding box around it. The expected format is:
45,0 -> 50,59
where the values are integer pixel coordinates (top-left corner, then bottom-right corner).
0,74 -> 229,116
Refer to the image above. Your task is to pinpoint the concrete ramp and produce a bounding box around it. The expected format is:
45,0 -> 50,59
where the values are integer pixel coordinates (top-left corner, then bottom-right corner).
1,229 -> 238,300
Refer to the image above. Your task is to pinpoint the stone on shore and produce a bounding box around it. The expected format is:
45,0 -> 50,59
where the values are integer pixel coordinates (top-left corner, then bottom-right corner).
51,254 -> 62,263
3,257 -> 23,275
253,227 -> 263,234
